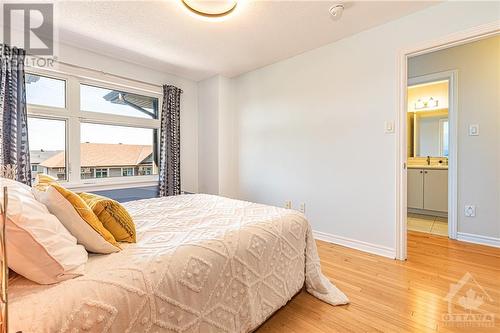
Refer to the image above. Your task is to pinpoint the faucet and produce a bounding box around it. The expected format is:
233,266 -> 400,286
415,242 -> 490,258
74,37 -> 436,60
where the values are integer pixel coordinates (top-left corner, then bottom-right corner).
426,156 -> 431,166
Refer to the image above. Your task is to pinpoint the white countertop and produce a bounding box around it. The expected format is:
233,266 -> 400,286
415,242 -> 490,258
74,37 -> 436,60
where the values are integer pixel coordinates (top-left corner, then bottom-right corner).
408,165 -> 448,170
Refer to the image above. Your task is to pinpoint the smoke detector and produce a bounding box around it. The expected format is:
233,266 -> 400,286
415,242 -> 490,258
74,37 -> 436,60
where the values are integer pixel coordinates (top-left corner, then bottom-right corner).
329,4 -> 344,20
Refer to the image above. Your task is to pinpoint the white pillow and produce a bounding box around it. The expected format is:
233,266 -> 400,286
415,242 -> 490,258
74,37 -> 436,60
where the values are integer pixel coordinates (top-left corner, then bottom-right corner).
1,178 -> 88,284
35,186 -> 120,254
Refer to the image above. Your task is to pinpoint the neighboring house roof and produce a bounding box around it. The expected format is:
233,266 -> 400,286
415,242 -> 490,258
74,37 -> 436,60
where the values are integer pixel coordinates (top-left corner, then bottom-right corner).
30,150 -> 62,164
39,143 -> 153,168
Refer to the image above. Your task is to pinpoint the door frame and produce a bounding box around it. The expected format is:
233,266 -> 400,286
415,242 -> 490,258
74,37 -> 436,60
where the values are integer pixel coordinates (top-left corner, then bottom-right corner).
395,22 -> 500,260
407,70 -> 458,240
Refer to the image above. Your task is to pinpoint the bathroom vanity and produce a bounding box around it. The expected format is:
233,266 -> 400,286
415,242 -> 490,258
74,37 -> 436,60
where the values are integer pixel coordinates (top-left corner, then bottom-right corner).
406,83 -> 449,216
408,165 -> 448,213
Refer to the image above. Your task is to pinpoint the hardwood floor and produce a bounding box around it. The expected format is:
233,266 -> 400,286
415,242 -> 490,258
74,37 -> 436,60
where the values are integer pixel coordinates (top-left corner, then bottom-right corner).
257,231 -> 500,333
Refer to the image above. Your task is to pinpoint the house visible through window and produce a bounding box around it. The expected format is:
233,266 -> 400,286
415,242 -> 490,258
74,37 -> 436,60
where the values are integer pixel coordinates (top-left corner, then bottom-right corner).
80,123 -> 158,180
27,117 -> 67,182
25,70 -> 160,188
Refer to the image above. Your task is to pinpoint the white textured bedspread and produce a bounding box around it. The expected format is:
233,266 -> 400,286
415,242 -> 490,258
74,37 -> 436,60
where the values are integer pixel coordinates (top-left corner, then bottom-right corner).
9,194 -> 347,333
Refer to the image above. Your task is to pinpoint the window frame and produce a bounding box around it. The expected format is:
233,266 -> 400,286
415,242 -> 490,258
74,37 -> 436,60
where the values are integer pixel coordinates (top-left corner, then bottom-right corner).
26,66 -> 162,192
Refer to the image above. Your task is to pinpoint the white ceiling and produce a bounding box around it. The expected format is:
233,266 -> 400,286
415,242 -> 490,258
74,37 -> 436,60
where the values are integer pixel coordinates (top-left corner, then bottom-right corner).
55,1 -> 437,81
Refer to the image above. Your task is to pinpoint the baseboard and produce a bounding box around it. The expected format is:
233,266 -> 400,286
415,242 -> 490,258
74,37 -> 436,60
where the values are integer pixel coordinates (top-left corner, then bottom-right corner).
457,232 -> 500,248
408,208 -> 447,218
313,230 -> 396,259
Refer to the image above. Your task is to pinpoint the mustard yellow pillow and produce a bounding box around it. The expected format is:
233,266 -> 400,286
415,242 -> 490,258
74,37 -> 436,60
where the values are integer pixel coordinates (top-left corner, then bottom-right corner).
36,184 -> 121,253
33,173 -> 57,191
79,192 -> 136,243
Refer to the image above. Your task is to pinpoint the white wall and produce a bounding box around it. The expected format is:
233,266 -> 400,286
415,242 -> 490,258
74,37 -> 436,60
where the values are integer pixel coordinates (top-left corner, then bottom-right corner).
50,43 -> 200,193
198,76 -> 220,194
229,1 -> 500,255
197,75 -> 237,197
218,76 -> 237,197
409,36 -> 500,239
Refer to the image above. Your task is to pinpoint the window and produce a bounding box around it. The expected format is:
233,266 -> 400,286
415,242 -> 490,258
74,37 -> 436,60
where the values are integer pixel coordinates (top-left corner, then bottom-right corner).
25,69 -> 161,189
28,117 -> 67,182
122,167 -> 134,176
80,84 -> 158,119
440,119 -> 449,157
80,123 -> 158,180
95,168 -> 108,178
81,167 -> 92,179
140,166 -> 152,176
26,74 -> 66,108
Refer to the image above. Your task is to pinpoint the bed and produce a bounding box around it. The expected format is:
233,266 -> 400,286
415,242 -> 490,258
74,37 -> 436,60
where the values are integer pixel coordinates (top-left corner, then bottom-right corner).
9,194 -> 348,333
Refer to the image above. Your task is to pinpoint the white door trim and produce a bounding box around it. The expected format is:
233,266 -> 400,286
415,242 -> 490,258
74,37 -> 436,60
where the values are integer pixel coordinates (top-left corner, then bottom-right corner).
395,21 -> 500,260
408,70 -> 458,241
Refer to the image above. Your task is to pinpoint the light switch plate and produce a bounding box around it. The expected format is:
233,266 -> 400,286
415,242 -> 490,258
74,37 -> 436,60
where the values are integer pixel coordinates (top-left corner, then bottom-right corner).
464,205 -> 476,217
468,124 -> 479,136
384,121 -> 395,134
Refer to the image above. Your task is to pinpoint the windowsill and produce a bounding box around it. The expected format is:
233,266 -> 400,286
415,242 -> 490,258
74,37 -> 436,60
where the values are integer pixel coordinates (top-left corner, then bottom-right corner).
64,175 -> 159,192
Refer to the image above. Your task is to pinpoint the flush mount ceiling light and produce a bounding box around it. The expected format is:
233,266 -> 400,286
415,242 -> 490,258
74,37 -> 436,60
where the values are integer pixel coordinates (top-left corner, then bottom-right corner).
182,0 -> 238,18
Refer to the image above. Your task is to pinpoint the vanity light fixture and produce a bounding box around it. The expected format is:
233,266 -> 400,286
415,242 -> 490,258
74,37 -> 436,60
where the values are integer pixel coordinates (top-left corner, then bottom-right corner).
414,97 -> 439,111
182,0 -> 238,18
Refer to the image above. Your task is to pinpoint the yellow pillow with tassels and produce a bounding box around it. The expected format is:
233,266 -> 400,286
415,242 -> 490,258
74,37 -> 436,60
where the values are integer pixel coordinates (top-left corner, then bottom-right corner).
33,173 -> 58,191
36,184 -> 121,253
78,192 -> 136,243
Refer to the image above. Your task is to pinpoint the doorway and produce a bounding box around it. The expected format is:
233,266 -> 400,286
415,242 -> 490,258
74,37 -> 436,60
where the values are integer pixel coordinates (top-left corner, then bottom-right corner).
406,74 -> 455,237
395,24 -> 499,260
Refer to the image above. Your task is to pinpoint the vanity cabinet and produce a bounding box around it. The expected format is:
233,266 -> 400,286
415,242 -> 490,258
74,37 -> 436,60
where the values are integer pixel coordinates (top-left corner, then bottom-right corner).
408,169 -> 424,209
407,169 -> 448,212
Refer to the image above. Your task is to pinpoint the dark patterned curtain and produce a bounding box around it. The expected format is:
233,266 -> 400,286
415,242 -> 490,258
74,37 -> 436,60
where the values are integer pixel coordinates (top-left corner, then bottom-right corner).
158,85 -> 182,197
0,45 -> 31,185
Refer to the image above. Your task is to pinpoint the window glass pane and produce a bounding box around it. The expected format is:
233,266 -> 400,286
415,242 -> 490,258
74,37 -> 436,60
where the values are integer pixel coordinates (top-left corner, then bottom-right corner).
26,74 -> 65,108
80,84 -> 158,119
80,123 -> 158,180
28,117 -> 66,182
441,120 -> 449,157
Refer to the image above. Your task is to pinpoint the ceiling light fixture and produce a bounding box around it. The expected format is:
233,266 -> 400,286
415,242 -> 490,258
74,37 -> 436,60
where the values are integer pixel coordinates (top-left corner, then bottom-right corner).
182,0 -> 238,18
329,4 -> 344,20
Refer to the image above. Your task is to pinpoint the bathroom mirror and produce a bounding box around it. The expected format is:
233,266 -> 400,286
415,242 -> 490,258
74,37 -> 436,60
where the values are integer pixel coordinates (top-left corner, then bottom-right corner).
407,80 -> 449,158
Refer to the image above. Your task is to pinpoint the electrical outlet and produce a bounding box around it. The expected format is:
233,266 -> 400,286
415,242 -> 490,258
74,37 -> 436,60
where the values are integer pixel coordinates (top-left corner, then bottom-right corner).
284,201 -> 292,209
464,205 -> 476,217
299,203 -> 306,213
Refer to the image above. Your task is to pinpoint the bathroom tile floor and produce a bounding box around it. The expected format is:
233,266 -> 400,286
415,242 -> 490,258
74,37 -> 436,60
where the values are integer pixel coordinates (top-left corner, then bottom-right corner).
407,213 -> 448,236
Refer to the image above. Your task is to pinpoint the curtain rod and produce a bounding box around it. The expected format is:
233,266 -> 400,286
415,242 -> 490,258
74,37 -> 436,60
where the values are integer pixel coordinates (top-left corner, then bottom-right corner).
55,60 -> 164,89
